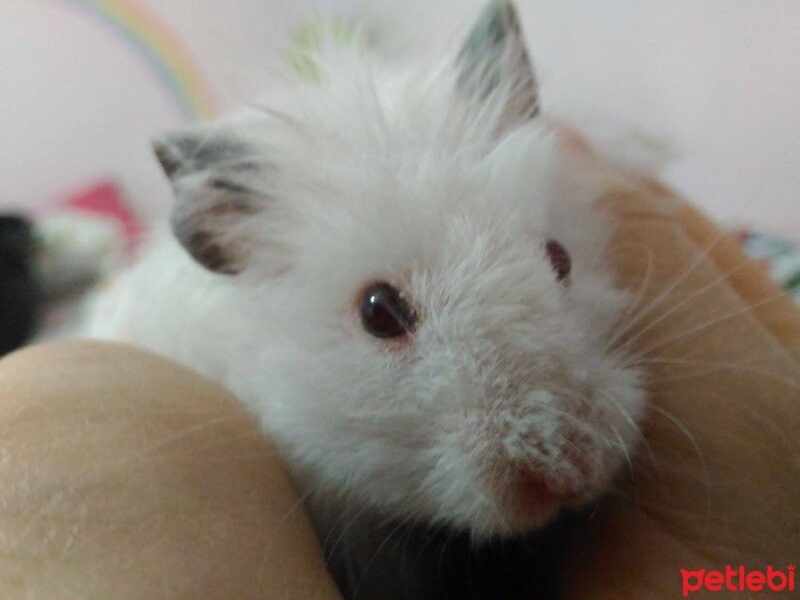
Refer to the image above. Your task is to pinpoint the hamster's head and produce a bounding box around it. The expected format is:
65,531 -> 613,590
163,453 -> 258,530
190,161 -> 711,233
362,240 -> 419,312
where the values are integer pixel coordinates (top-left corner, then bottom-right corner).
153,0 -> 645,539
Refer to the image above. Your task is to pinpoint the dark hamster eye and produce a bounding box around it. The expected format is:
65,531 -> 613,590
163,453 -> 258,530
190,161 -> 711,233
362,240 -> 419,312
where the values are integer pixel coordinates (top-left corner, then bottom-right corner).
360,282 -> 417,339
545,240 -> 571,282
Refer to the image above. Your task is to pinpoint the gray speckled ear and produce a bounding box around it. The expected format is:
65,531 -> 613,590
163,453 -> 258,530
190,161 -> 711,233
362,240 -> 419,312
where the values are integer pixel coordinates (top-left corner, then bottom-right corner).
152,129 -> 261,274
456,0 -> 539,124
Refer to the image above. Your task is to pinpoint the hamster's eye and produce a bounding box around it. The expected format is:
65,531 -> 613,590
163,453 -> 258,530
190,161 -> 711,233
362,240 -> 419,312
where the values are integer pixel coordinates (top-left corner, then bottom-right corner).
360,282 -> 417,339
545,240 -> 571,282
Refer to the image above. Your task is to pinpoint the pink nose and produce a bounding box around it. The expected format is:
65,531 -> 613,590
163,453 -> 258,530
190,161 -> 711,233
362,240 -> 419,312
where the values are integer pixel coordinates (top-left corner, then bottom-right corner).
515,470 -> 578,507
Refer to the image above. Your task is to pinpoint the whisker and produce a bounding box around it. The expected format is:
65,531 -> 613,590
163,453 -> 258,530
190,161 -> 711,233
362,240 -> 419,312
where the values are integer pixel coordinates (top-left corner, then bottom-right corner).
646,404 -> 712,517
257,485 -> 319,584
610,252 -> 757,358
629,288 -> 793,360
605,229 -> 732,350
639,357 -> 800,391
350,518 -> 407,600
618,243 -> 656,323
608,423 -> 639,508
320,501 -> 373,578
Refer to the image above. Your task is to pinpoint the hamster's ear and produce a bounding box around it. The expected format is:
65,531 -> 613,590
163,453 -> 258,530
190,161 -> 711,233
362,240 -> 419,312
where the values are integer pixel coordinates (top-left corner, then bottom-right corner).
455,0 -> 539,127
153,127 -> 265,275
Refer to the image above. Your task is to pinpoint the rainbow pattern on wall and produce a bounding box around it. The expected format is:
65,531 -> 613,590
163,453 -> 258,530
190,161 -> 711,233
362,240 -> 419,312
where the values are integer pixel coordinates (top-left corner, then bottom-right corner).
66,0 -> 218,121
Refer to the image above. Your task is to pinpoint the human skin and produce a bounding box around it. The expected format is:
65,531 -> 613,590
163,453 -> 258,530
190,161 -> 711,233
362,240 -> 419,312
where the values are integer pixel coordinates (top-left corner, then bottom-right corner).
0,341 -> 343,600
0,183 -> 798,599
561,181 -> 800,598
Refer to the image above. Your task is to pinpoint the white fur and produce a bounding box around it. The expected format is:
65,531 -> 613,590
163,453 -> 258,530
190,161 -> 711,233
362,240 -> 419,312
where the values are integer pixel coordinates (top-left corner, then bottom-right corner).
88,13 -> 645,540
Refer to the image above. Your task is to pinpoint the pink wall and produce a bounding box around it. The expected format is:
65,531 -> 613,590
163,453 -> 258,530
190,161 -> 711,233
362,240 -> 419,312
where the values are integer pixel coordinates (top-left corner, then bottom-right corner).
1,0 -> 798,239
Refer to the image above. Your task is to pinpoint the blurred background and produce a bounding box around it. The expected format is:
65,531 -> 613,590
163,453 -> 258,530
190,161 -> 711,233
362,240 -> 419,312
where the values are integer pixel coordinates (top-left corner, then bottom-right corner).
1,0 -> 799,239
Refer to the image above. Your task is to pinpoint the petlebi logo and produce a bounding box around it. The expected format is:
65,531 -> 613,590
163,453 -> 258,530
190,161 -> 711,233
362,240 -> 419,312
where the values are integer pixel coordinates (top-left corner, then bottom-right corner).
681,565 -> 796,596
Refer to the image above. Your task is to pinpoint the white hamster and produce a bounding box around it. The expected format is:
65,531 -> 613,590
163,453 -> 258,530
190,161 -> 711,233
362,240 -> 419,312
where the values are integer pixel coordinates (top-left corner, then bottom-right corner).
89,1 -> 646,596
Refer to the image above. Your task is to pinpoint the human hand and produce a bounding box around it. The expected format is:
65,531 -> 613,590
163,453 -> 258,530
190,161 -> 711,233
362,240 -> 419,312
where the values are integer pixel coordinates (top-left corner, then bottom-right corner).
560,180 -> 800,599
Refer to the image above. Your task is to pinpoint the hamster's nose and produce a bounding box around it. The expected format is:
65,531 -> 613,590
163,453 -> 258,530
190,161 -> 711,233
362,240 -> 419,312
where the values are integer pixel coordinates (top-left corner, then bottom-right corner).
514,469 -> 579,508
